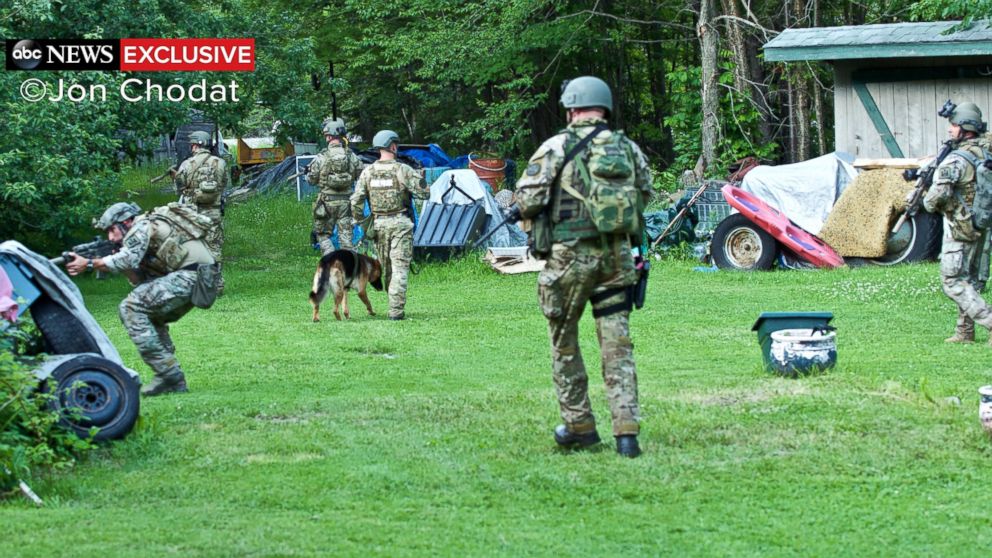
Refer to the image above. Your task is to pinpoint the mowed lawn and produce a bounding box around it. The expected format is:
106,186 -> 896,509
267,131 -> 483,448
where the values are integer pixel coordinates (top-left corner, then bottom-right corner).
3,187 -> 992,557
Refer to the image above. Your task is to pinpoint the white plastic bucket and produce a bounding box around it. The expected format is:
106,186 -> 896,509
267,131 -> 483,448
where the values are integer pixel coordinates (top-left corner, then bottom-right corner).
979,386 -> 992,433
769,328 -> 837,377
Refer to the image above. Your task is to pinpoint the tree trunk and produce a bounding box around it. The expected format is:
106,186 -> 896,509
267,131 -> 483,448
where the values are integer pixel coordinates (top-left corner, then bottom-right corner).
720,0 -> 750,96
698,0 -> 720,175
791,0 -> 811,161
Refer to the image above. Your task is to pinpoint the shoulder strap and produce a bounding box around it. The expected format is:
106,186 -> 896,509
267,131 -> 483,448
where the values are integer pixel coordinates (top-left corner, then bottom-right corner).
952,148 -> 981,167
553,124 -> 608,204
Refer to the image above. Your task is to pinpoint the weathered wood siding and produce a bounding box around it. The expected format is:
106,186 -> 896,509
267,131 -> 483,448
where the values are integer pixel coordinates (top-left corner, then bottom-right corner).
834,57 -> 992,158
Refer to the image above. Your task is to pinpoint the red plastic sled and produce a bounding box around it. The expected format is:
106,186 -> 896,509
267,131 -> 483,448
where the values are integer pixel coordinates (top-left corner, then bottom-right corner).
721,184 -> 845,269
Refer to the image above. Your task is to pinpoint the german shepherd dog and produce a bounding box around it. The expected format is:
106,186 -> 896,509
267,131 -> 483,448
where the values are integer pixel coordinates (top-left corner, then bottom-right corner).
309,250 -> 384,321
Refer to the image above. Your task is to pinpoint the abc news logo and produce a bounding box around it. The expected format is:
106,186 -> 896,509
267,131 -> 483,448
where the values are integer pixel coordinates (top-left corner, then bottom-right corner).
6,38 -> 254,71
7,39 -> 117,70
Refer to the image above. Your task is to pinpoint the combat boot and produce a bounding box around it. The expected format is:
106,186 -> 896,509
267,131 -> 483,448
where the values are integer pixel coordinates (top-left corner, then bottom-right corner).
615,435 -> 641,458
948,313 -> 975,343
945,332 -> 975,344
554,424 -> 601,449
141,374 -> 188,397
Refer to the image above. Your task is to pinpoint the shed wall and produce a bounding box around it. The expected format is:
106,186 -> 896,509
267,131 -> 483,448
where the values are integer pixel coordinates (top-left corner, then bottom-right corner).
834,57 -> 992,158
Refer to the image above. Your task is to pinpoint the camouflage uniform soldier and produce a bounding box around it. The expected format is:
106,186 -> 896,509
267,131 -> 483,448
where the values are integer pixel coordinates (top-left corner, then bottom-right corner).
923,102 -> 992,344
514,76 -> 652,457
308,118 -> 364,253
66,202 -> 216,396
175,130 -> 227,291
350,130 -> 428,320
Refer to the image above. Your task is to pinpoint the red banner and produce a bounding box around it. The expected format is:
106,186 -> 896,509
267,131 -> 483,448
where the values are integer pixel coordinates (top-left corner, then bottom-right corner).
119,39 -> 254,72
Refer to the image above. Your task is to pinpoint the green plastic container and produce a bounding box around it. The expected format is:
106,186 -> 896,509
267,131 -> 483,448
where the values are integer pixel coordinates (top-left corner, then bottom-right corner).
752,312 -> 834,371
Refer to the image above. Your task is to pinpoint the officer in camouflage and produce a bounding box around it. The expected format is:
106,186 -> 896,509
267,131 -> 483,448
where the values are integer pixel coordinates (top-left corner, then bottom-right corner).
308,118 -> 364,253
175,130 -> 227,292
66,202 -> 216,396
514,76 -> 652,457
923,101 -> 992,345
350,130 -> 429,320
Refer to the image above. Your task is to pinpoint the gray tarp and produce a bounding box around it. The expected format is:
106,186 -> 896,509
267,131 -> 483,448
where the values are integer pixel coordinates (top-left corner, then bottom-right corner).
426,169 -> 526,248
739,152 -> 858,235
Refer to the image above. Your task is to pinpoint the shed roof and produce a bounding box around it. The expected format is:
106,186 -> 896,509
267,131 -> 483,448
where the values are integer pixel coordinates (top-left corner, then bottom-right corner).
764,20 -> 992,61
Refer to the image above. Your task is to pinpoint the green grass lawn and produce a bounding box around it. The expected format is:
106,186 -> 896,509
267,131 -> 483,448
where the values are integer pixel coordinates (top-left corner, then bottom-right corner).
4,183 -> 992,556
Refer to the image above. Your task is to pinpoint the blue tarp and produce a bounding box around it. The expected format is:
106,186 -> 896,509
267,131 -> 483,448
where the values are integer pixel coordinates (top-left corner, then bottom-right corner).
399,144 -> 452,168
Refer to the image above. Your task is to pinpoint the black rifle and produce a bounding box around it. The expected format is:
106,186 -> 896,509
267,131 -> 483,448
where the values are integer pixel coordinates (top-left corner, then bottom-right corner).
631,248 -> 650,309
472,206 -> 522,249
892,139 -> 956,233
50,237 -> 117,266
150,165 -> 178,184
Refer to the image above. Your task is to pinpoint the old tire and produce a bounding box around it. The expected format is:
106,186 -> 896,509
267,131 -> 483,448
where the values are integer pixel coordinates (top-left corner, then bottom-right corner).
46,355 -> 140,441
870,212 -> 943,266
30,296 -> 101,355
711,213 -> 779,271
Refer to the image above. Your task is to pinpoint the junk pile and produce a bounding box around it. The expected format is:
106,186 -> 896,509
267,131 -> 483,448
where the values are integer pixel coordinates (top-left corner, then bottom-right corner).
414,169 -> 525,261
709,150 -> 944,270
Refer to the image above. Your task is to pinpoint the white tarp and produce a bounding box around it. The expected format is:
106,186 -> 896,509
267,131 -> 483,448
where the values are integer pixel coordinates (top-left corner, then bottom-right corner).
739,152 -> 858,234
425,169 -> 526,248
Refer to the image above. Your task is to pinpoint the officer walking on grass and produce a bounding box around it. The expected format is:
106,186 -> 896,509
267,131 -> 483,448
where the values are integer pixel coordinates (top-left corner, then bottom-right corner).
65,202 -> 217,396
922,102 -> 992,345
513,76 -> 652,457
175,130 -> 228,292
308,118 -> 364,253
350,130 -> 429,320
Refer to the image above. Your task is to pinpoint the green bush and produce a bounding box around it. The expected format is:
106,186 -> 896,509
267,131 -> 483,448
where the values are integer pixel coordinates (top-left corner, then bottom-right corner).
0,322 -> 92,499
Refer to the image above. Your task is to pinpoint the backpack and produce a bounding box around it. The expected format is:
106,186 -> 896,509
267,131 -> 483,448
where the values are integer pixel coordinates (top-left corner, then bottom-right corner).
318,146 -> 355,192
559,129 -> 642,235
950,147 -> 992,230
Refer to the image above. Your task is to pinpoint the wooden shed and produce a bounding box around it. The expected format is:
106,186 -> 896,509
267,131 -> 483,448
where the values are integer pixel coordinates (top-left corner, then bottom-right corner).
764,21 -> 992,159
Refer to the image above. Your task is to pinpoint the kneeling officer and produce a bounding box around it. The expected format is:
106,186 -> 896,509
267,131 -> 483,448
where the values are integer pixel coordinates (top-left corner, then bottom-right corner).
66,202 -> 218,396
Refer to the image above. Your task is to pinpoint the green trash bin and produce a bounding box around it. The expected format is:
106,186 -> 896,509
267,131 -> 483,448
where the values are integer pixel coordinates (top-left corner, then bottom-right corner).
752,312 -> 834,371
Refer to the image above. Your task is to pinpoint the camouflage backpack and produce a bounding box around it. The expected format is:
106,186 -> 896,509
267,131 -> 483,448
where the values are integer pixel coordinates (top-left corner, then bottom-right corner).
318,146 -> 354,192
187,152 -> 223,204
951,147 -> 992,230
560,128 -> 642,235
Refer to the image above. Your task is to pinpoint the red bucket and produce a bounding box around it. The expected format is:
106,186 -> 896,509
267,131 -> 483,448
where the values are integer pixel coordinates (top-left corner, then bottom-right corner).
469,152 -> 507,191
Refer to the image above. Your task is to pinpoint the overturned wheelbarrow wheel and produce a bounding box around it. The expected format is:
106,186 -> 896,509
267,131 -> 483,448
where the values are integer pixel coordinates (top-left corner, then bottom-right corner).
45,355 -> 140,441
711,214 -> 779,271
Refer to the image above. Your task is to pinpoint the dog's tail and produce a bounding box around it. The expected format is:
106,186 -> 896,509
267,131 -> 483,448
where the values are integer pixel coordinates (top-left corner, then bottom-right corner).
310,259 -> 330,305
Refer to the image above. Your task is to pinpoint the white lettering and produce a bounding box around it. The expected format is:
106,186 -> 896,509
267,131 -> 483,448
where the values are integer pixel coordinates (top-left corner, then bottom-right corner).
120,78 -> 143,101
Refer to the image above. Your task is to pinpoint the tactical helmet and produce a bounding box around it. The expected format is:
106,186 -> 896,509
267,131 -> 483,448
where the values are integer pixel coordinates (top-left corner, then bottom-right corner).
560,76 -> 613,114
188,130 -> 212,147
95,202 -> 141,230
371,130 -> 400,150
949,102 -> 986,133
322,118 -> 347,137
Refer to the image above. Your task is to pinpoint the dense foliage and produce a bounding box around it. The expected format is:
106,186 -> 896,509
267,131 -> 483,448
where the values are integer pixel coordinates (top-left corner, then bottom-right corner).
0,322 -> 92,499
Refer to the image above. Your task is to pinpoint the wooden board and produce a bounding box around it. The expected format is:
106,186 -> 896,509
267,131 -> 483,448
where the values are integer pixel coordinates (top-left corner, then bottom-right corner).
852,157 -> 930,169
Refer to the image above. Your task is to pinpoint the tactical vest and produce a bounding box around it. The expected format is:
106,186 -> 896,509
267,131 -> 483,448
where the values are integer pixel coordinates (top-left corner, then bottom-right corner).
318,145 -> 355,195
551,127 -> 639,241
138,203 -> 214,276
366,162 -> 407,216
